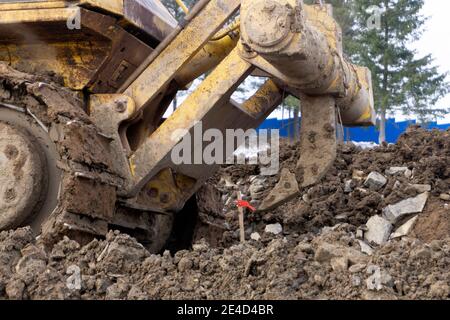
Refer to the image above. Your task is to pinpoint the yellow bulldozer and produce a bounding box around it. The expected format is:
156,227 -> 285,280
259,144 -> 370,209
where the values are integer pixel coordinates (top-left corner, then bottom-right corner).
0,0 -> 375,252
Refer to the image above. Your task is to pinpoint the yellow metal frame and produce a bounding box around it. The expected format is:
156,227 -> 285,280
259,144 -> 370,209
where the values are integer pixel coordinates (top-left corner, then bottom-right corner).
0,0 -> 376,216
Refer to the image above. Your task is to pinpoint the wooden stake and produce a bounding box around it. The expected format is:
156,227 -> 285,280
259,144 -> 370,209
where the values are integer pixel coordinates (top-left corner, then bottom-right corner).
237,191 -> 245,243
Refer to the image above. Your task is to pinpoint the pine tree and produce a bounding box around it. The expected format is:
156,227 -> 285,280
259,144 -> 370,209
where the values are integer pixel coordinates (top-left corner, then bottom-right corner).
307,0 -> 358,54
161,0 -> 197,21
350,0 -> 448,143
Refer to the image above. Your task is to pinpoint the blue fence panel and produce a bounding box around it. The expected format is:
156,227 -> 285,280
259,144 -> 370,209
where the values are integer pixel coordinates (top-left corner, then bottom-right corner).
259,118 -> 450,143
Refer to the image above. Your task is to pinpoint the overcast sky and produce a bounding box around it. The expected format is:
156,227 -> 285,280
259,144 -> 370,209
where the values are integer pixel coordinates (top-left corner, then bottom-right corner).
413,0 -> 450,123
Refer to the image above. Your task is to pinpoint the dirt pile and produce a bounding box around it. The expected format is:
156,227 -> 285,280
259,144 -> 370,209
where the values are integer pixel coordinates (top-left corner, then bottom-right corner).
196,126 -> 450,246
0,225 -> 448,300
0,127 -> 448,300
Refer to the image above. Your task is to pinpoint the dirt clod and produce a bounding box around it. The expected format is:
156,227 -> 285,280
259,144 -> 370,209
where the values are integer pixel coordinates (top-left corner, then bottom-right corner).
0,127 -> 448,300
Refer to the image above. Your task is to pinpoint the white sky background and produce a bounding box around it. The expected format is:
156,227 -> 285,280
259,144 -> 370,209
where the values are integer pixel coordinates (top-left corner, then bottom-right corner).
412,0 -> 450,124
169,0 -> 450,124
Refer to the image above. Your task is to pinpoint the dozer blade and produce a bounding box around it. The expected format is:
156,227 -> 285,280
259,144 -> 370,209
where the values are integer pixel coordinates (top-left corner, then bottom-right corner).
258,95 -> 337,211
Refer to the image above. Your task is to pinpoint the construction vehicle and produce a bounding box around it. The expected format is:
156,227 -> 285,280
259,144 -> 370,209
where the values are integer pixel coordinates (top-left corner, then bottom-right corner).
0,0 -> 375,252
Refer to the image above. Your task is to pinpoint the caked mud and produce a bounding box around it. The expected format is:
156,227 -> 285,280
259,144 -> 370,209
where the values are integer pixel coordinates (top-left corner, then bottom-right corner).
0,127 -> 448,300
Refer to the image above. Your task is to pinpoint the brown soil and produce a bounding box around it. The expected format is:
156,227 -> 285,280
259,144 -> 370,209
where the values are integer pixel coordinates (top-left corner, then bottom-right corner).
0,127 -> 448,300
196,126 -> 449,246
411,203 -> 450,243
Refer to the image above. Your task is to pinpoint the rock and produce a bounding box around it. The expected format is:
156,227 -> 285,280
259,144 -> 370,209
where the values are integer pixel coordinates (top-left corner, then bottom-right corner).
429,281 -> 450,299
366,266 -> 394,291
411,247 -> 432,260
265,223 -> 283,235
105,278 -> 130,300
95,278 -> 112,294
365,215 -> 393,245
249,183 -> 265,195
404,169 -> 413,179
314,242 -> 368,265
250,232 -> 261,241
302,194 -> 310,203
127,285 -> 148,300
249,176 -> 259,184
344,180 -> 353,193
192,242 -> 209,252
386,167 -> 409,176
393,181 -> 402,190
439,193 -> 450,201
6,279 -> 25,300
352,170 -> 365,181
313,274 -> 324,286
220,176 -> 236,188
351,275 -> 362,287
81,275 -> 96,291
105,234 -> 148,262
356,229 -> 364,239
391,216 -> 419,239
381,271 -> 394,288
409,184 -> 431,193
296,243 -> 314,254
15,245 -> 47,278
358,240 -> 374,256
349,264 -> 367,273
364,172 -> 387,191
382,192 -> 429,224
330,257 -> 348,272
258,169 -> 300,212
225,197 -> 235,208
178,257 -> 193,272
250,191 -> 264,200
335,214 -> 348,221
260,164 -> 279,176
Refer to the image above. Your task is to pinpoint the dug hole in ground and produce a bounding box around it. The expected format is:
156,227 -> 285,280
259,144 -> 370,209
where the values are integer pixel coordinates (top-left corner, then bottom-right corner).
0,127 -> 448,300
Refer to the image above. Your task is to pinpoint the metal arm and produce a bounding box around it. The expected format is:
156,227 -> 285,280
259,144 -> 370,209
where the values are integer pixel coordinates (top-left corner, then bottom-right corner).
117,0 -> 375,212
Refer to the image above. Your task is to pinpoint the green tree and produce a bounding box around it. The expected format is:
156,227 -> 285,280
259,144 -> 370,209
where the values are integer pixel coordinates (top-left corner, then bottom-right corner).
350,0 -> 448,143
281,95 -> 300,141
161,0 -> 198,21
305,0 -> 358,54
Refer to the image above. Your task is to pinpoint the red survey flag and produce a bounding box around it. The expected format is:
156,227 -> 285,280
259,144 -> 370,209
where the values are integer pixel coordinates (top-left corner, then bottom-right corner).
235,200 -> 257,212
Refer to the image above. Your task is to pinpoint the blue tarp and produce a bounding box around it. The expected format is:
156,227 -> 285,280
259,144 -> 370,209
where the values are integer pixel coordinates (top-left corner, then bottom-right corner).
259,118 -> 450,143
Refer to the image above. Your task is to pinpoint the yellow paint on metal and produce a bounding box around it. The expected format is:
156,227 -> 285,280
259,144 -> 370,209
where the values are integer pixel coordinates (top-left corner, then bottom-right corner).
0,8 -> 78,24
175,34 -> 239,87
0,41 -> 111,90
240,80 -> 282,118
129,159 -> 137,177
0,1 -> 67,11
129,48 -> 253,195
356,106 -> 375,123
175,0 -> 189,14
123,0 -> 241,110
304,4 -> 342,53
80,0 -> 124,16
143,168 -> 196,211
